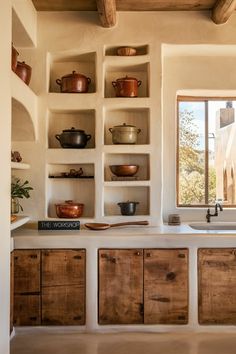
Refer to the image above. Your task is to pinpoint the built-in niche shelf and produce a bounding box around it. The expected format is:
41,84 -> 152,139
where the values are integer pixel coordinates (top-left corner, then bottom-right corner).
11,74 -> 37,141
11,162 -> 30,170
11,215 -> 30,231
105,45 -> 149,56
47,163 -> 95,219
105,153 -> 150,181
104,186 -> 150,216
48,109 -> 95,149
104,63 -> 149,98
12,5 -> 36,47
49,52 -> 96,93
104,108 -> 150,145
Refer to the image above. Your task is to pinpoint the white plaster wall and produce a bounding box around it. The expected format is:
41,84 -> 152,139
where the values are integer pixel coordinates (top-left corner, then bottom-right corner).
0,3 -> 11,353
163,54 -> 236,222
13,11 -> 236,226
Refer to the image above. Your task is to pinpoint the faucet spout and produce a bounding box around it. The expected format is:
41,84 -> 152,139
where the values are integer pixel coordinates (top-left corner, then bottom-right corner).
206,203 -> 223,223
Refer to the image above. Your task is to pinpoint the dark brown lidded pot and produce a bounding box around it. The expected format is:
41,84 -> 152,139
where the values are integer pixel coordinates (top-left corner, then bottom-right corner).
55,127 -> 91,148
56,70 -> 91,93
112,75 -> 142,97
15,61 -> 32,85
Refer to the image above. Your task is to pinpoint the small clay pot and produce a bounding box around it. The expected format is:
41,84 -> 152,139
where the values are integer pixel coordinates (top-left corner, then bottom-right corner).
15,61 -> 32,85
117,201 -> 139,216
56,71 -> 91,93
112,76 -> 141,97
55,200 -> 84,218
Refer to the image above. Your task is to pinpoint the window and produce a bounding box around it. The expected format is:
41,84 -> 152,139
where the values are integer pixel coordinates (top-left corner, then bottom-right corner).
177,97 -> 236,207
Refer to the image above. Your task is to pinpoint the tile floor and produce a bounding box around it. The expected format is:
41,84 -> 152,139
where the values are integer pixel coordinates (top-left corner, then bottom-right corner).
10,331 -> 236,354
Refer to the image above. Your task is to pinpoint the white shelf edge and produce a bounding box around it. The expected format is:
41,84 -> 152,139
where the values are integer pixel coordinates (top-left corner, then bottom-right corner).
104,54 -> 150,65
103,145 -> 152,153
11,215 -> 30,231
11,162 -> 30,170
11,72 -> 37,140
47,92 -> 99,111
104,180 -> 151,187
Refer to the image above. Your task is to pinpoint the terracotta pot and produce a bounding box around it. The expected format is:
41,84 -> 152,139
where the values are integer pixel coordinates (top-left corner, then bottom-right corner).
15,61 -> 32,85
12,44 -> 19,72
109,123 -> 141,144
55,127 -> 91,148
117,47 -> 137,56
56,70 -> 91,93
55,200 -> 84,218
109,164 -> 139,177
112,76 -> 141,97
117,201 -> 139,215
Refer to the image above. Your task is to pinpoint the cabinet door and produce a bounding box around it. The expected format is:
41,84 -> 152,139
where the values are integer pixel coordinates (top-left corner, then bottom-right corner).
99,249 -> 143,324
14,250 -> 41,293
41,249 -> 85,325
144,249 -> 188,324
13,250 -> 41,326
199,248 -> 236,324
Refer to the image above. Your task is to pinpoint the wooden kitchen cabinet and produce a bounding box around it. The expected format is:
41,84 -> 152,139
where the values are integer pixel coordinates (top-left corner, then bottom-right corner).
13,249 -> 86,326
98,248 -> 189,325
13,250 -> 41,326
144,249 -> 188,324
41,249 -> 85,325
98,249 -> 144,324
199,248 -> 236,324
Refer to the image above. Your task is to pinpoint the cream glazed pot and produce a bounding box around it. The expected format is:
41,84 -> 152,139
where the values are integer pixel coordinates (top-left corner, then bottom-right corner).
109,123 -> 141,144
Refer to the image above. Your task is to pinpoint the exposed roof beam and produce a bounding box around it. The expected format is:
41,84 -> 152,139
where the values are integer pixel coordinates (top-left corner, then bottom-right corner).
212,0 -> 236,24
96,0 -> 116,27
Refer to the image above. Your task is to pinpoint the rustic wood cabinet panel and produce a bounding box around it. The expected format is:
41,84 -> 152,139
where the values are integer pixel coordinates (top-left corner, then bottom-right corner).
14,294 -> 41,326
14,250 -> 41,293
42,249 -> 85,325
99,249 -> 143,324
144,249 -> 188,324
199,248 -> 236,325
14,250 -> 41,326
42,285 -> 85,325
42,249 -> 85,287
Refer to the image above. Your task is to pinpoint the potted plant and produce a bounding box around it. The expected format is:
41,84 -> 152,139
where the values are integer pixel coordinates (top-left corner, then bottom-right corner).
11,176 -> 33,214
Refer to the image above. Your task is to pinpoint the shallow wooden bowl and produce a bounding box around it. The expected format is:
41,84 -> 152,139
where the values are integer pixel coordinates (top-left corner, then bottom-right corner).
109,164 -> 139,177
117,47 -> 137,56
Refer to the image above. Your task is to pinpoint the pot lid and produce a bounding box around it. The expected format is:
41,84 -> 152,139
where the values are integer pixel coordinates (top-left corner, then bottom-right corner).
56,200 -> 84,206
61,70 -> 87,79
17,61 -> 31,69
113,123 -> 137,129
117,201 -> 139,205
116,75 -> 139,82
62,127 -> 85,133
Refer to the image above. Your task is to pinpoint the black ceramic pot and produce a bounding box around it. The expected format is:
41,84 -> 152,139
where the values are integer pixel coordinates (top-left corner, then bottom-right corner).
55,127 -> 91,148
117,201 -> 139,216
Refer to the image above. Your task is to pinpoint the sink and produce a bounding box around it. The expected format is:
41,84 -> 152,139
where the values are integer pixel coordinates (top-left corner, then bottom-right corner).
189,223 -> 236,231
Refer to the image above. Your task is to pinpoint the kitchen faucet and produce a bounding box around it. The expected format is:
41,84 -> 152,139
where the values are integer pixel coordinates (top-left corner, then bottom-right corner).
206,203 -> 223,223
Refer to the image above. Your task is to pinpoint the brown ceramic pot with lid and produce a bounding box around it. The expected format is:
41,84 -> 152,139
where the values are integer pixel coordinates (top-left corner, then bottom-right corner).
56,70 -> 91,93
109,123 -> 141,144
112,75 -> 142,97
55,200 -> 84,218
15,61 -> 32,85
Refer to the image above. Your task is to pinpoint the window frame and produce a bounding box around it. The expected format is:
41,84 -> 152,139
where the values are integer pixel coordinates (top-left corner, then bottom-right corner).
177,95 -> 236,208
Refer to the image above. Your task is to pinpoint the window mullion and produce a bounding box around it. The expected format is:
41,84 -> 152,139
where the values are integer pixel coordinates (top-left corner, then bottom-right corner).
205,101 -> 209,205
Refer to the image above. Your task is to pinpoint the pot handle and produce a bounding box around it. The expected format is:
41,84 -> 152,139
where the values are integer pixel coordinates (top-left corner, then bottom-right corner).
109,128 -> 113,133
112,81 -> 117,87
86,134 -> 92,141
55,134 -> 61,142
87,77 -> 91,84
138,80 -> 142,87
137,129 -> 141,134
56,79 -> 62,86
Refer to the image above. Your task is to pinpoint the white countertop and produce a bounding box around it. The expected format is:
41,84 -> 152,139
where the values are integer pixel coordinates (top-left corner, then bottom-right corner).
11,222 -> 236,249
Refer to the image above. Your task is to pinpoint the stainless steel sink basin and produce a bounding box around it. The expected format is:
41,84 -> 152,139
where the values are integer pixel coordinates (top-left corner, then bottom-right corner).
189,223 -> 236,231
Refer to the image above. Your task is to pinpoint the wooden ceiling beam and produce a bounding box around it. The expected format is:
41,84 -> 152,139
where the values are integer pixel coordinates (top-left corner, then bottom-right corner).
96,0 -> 116,27
212,0 -> 236,24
